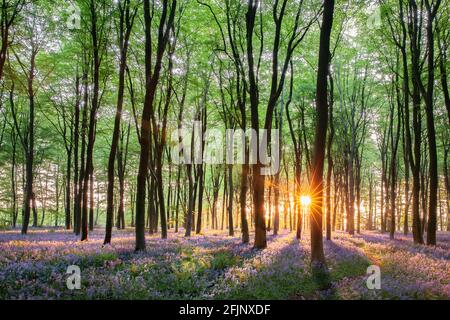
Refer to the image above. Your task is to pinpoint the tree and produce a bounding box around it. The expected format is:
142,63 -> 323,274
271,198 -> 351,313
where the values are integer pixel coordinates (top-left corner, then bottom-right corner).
104,0 -> 137,245
81,0 -> 110,241
407,0 -> 424,244
310,0 -> 334,272
9,2 -> 48,234
135,0 -> 176,251
422,0 -> 441,246
45,79 -> 78,230
0,0 -> 25,81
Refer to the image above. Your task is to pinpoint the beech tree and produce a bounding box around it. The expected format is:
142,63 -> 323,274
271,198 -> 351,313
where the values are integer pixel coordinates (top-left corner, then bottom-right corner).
310,0 -> 335,272
104,0 -> 137,245
135,0 -> 176,251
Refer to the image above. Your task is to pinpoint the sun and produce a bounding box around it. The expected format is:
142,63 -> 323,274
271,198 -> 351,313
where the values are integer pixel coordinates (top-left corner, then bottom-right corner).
300,195 -> 312,207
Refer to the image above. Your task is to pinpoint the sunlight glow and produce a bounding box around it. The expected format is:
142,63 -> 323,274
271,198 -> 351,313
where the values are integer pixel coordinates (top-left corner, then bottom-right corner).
300,195 -> 312,208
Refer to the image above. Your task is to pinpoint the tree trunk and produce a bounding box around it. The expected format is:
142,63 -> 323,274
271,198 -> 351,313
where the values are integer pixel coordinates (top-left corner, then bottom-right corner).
423,0 -> 440,246
89,173 -> 94,231
227,164 -> 234,236
104,1 -> 134,243
246,1 -> 266,249
11,127 -> 18,228
444,147 -> 450,231
310,0 -> 334,271
135,0 -> 176,251
21,51 -> 37,234
196,163 -> 205,234
409,0 -> 424,244
65,151 -> 72,229
240,162 -> 250,243
81,0 -> 102,242
325,73 -> 334,240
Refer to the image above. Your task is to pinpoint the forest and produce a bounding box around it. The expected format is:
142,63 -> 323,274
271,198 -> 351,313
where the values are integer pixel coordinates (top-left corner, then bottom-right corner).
0,0 -> 449,301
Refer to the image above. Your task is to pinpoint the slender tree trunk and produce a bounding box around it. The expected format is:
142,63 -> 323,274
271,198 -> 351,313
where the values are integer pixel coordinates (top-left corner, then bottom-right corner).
368,172 -> 373,230
185,161 -> 194,237
32,192 -> 38,227
240,162 -> 250,243
325,74 -> 334,240
81,1 -> 102,241
348,150 -> 355,235
117,123 -> 130,230
356,156 -> 362,234
196,163 -> 205,234
227,164 -> 234,236
104,1 -> 134,243
11,128 -> 18,228
175,166 -> 181,233
444,147 -> 450,231
135,0 -> 176,250
390,76 -> 402,240
89,173 -> 94,231
65,151 -> 72,229
409,0 -> 424,244
310,0 -> 334,271
21,51 -> 37,234
437,23 -> 449,125
423,0 -> 440,245
246,1 -> 266,249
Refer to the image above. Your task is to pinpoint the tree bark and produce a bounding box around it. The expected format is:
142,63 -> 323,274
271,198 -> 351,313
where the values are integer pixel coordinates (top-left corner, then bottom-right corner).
408,0 -> 424,244
325,73 -> 334,240
81,0 -> 102,242
135,0 -> 176,250
423,0 -> 441,246
310,0 -> 334,270
104,0 -> 135,244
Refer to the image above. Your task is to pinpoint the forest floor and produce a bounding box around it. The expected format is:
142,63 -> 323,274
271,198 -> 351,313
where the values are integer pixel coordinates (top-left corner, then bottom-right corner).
0,227 -> 448,300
